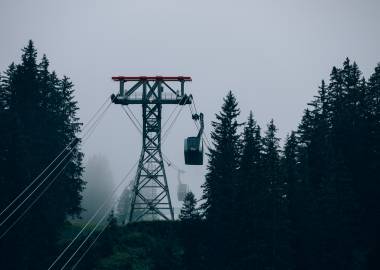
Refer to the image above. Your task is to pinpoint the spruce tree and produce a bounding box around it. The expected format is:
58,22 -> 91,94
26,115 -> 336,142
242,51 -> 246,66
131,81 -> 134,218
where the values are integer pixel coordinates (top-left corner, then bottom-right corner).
261,120 -> 292,270
179,192 -> 200,221
0,40 -> 84,269
361,63 -> 380,269
201,91 -> 241,270
233,111 -> 262,269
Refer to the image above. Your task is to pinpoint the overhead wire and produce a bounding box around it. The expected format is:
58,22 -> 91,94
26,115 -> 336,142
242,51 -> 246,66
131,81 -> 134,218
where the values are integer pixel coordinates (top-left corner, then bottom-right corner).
63,160 -> 142,269
119,97 -> 189,172
121,106 -> 142,133
124,105 -> 143,130
0,96 -> 113,233
47,160 -> 139,270
67,95 -> 204,267
60,197 -> 117,270
0,103 -> 112,240
0,95 -> 111,222
70,220 -> 108,270
67,96 -> 185,268
0,159 -> 72,240
161,94 -> 191,142
163,104 -> 180,126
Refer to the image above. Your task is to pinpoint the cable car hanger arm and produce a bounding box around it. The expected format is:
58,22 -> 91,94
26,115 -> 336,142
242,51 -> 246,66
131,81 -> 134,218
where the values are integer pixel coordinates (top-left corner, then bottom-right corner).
197,113 -> 204,139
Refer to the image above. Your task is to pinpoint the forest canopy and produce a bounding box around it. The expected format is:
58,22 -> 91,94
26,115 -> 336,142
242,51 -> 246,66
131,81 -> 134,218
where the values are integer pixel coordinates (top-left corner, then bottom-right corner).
0,41 -> 379,270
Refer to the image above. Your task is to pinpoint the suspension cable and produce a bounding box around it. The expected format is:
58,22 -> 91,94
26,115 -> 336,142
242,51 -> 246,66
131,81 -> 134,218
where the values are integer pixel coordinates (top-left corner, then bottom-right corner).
161,95 -> 191,142
68,104 -> 193,268
70,219 -> 108,269
0,159 -> 72,240
0,95 -> 111,221
70,154 -> 181,270
124,106 -> 143,130
60,197 -> 117,270
162,103 -> 181,129
0,98 -> 113,229
47,160 -> 138,270
121,106 -> 142,133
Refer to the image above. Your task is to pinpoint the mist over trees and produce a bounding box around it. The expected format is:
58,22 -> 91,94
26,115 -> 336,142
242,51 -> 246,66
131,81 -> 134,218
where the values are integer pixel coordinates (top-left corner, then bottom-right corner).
0,40 -> 379,270
81,155 -> 114,222
85,59 -> 380,269
0,41 -> 84,269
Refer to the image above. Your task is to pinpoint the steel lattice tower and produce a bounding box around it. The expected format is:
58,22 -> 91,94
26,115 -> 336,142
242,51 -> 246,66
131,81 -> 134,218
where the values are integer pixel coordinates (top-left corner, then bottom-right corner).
111,76 -> 192,222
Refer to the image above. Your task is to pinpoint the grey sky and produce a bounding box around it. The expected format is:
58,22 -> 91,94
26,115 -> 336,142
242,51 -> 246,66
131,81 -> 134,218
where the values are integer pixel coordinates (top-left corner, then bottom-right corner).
1,0 -> 379,208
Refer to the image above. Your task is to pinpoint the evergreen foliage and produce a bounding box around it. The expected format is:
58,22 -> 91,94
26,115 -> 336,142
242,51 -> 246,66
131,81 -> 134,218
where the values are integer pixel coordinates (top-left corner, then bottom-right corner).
198,59 -> 380,269
0,40 -> 84,269
179,191 -> 200,221
1,41 -> 380,270
200,91 -> 241,270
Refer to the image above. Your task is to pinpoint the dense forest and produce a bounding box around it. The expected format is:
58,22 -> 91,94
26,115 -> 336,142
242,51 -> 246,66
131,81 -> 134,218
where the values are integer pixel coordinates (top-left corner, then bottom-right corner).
0,41 -> 84,269
0,41 -> 379,269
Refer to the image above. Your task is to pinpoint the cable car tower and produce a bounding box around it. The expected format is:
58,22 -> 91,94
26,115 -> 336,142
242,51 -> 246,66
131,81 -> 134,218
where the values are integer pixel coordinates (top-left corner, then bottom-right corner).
111,76 -> 192,222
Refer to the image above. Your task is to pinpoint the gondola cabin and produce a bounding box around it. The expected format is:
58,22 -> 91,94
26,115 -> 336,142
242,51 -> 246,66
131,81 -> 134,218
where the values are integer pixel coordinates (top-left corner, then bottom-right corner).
184,137 -> 203,165
177,183 -> 189,201
184,112 -> 204,165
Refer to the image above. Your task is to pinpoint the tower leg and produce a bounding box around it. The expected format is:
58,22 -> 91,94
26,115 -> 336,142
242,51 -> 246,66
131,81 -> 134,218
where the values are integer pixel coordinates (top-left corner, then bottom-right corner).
128,101 -> 174,222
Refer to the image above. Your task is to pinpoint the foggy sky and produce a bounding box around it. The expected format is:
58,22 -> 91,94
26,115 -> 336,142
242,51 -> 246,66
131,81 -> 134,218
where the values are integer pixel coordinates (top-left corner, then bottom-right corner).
1,0 -> 379,208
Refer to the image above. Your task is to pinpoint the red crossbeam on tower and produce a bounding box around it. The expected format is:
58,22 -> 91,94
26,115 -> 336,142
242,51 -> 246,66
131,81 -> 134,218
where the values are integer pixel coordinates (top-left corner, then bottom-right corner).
112,76 -> 192,82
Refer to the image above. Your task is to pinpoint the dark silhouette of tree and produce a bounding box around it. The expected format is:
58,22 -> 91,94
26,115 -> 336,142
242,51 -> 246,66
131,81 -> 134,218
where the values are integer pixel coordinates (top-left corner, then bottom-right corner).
0,40 -> 84,269
201,91 -> 241,270
260,120 -> 292,270
233,111 -> 262,269
365,63 -> 380,269
179,192 -> 200,221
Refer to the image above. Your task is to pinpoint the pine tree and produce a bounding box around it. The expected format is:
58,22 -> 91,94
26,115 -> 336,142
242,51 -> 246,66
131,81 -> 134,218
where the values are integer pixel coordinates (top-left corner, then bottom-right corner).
201,91 -> 241,221
0,40 -> 84,269
201,91 -> 241,270
361,63 -> 380,269
179,192 -> 200,221
261,120 -> 292,270
233,111 -> 262,269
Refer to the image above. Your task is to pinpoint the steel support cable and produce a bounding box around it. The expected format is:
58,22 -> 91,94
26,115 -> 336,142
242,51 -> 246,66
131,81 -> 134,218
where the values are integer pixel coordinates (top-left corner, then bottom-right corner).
161,105 -> 185,142
70,219 -> 108,270
69,158 -> 144,269
0,99 -> 112,229
0,159 -> 72,240
120,95 -> 189,146
0,96 -> 111,220
124,105 -> 142,130
47,160 -> 139,270
120,111 -> 177,168
161,95 -> 191,142
121,106 -> 142,133
121,100 -> 181,134
70,155 -> 173,270
162,103 -> 181,129
161,152 -> 182,172
60,195 -> 118,270
120,100 -> 187,172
